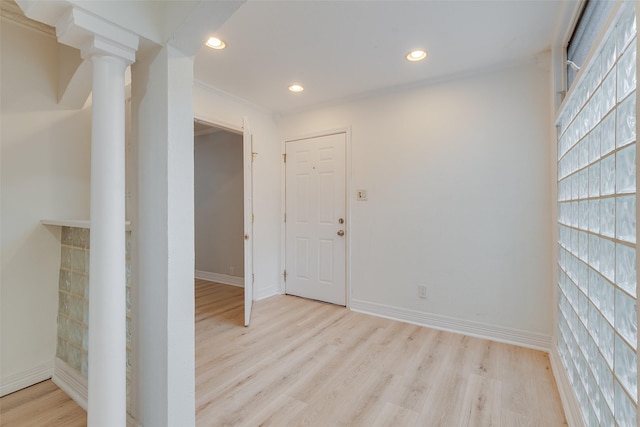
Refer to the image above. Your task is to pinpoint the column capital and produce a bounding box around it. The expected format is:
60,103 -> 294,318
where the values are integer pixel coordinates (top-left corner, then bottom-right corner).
56,6 -> 138,64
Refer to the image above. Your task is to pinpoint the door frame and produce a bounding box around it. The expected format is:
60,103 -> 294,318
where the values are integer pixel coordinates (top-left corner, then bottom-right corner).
193,115 -> 254,324
280,127 -> 352,308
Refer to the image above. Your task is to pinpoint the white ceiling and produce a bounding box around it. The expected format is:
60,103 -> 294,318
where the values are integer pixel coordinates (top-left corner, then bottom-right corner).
193,0 -> 569,114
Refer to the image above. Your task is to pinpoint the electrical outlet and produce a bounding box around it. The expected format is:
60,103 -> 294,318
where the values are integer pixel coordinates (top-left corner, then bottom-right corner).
229,266 -> 234,275
418,285 -> 427,299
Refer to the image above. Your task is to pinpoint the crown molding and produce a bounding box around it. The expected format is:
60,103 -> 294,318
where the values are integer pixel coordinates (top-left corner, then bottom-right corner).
56,6 -> 138,63
0,0 -> 55,37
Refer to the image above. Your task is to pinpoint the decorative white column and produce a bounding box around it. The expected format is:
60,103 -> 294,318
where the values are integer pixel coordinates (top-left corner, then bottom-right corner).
86,53 -> 128,427
56,7 -> 138,427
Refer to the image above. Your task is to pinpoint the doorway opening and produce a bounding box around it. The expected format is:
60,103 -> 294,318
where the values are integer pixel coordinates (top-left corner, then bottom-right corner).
193,119 -> 254,325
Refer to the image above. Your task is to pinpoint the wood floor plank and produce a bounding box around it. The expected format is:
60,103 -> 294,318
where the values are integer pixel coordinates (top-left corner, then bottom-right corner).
2,280 -> 567,427
0,381 -> 86,427
415,368 -> 469,426
531,354 -> 568,426
196,281 -> 565,426
372,402 -> 419,427
500,346 -> 545,419
472,340 -> 508,380
377,323 -> 436,376
385,329 -> 452,412
203,281 -> 567,426
242,394 -> 307,427
460,373 -> 502,427
0,380 -> 58,414
329,370 -> 400,426
198,337 -> 335,424
501,409 -> 545,427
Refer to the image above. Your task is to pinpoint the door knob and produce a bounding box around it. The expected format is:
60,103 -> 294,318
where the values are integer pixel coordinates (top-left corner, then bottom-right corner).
337,230 -> 345,236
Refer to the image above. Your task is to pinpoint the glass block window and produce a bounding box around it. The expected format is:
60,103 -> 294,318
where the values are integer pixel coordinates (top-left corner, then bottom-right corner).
556,2 -> 637,426
567,0 -> 616,90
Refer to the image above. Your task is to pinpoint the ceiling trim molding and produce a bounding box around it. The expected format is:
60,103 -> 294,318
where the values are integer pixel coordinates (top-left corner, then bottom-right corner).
193,80 -> 275,116
0,0 -> 55,37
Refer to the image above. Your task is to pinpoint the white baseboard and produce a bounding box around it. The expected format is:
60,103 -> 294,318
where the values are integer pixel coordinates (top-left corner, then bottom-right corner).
254,285 -> 281,301
195,270 -> 280,302
549,344 -> 585,427
52,358 -> 87,410
0,361 -> 54,396
52,359 -> 141,426
195,270 -> 244,287
350,299 -> 551,351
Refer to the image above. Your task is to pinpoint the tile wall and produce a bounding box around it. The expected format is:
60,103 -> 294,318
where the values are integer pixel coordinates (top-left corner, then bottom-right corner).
56,226 -> 133,411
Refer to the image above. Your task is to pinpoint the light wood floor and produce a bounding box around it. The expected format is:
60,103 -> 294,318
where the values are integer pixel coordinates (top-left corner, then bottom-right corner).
1,280 -> 567,426
194,280 -> 566,426
0,380 -> 85,427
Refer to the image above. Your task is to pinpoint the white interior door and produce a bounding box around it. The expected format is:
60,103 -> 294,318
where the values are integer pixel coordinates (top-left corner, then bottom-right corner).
285,132 -> 346,306
243,118 -> 254,326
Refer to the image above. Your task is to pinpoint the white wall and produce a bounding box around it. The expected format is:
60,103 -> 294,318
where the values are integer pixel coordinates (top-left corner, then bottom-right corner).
1,20 -> 91,393
131,44 -> 196,426
278,60 -> 553,342
194,131 -> 244,278
193,83 -> 281,299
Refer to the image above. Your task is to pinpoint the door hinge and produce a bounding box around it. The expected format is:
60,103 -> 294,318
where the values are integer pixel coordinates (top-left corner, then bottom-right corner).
251,152 -> 258,162
252,273 -> 255,283
252,213 -> 255,224
284,213 -> 286,223
283,270 -> 287,281
283,153 -> 287,163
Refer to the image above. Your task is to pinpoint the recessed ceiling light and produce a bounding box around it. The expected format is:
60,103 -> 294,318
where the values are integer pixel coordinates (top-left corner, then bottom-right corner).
406,49 -> 428,62
288,84 -> 304,93
206,37 -> 226,50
